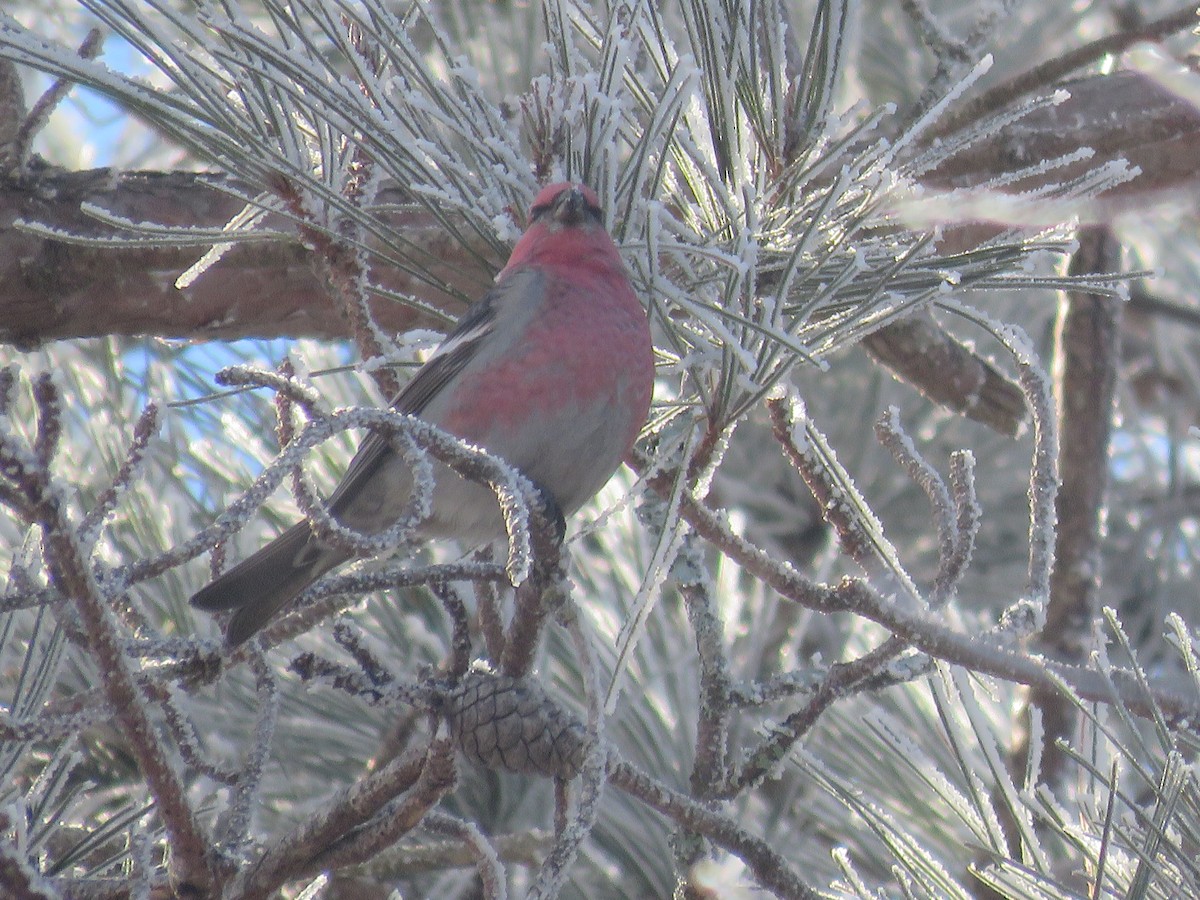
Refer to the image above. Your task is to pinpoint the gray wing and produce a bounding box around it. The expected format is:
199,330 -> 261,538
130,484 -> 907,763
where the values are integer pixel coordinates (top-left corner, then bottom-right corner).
326,285 -> 502,516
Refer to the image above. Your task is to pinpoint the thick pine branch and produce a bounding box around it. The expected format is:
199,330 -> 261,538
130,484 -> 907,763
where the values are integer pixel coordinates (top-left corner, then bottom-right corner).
0,170 -> 496,345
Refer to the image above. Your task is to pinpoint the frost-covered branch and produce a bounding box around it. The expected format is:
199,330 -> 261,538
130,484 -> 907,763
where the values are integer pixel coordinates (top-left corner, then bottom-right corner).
633,449 -> 1200,725
608,759 -> 820,899
4,0 -> 1199,896
0,374 -> 214,892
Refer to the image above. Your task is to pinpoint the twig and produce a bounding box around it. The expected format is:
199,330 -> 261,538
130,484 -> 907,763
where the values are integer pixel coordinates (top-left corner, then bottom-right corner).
78,402 -> 161,550
608,759 -> 820,899
928,3 -> 1200,141
297,747 -> 456,877
222,650 -> 281,853
348,828 -> 552,879
0,377 -> 215,891
430,579 -> 472,679
1016,226 -> 1123,790
528,598 -> 607,899
904,0 -> 1017,117
231,744 -> 433,897
475,547 -> 508,663
767,392 -> 920,604
629,452 -> 1200,725
678,533 -> 732,800
875,409 -> 979,606
421,813 -> 507,900
1003,328 -> 1059,608
120,403 -> 535,593
729,634 -> 908,797
942,450 -> 981,597
12,28 -> 104,170
289,648 -> 435,712
244,559 -> 506,653
499,512 -> 569,678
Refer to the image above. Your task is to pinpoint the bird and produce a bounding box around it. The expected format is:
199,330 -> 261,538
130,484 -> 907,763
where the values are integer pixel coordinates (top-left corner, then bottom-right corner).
191,182 -> 655,646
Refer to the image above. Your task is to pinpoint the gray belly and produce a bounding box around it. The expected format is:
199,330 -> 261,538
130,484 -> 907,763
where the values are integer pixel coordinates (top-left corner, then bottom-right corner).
332,395 -> 628,547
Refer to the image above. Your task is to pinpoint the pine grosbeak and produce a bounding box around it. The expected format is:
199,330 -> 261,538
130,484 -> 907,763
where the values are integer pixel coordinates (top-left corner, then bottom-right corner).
191,183 -> 655,645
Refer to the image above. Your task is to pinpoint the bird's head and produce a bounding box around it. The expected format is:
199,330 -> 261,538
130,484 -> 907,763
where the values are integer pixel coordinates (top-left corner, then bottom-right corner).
527,182 -> 604,230
498,181 -> 622,279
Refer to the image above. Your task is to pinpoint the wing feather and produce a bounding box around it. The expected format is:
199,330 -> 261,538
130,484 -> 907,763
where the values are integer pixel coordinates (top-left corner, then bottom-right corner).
326,285 -> 501,514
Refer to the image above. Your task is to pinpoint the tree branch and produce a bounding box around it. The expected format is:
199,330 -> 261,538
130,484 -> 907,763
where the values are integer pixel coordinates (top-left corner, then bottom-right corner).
0,170 -> 496,346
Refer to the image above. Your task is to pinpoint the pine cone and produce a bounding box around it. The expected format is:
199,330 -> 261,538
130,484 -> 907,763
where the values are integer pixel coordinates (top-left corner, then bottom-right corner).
445,671 -> 588,780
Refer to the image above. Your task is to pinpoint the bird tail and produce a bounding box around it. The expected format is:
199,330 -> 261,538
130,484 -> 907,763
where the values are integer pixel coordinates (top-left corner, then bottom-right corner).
190,522 -> 349,646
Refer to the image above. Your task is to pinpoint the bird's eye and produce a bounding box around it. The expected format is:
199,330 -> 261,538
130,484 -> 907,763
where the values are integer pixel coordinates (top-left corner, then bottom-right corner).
528,189 -> 604,224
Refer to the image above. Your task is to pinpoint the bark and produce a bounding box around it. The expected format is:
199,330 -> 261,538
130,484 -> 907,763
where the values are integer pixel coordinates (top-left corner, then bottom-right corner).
0,168 -> 499,346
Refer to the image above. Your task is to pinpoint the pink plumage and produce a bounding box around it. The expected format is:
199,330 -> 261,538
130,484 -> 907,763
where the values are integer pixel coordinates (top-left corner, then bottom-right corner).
191,183 -> 654,645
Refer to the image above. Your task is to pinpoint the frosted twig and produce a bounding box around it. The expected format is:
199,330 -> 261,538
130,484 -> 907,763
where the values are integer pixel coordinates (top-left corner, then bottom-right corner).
272,357 -> 311,540
231,744 -> 437,897
767,392 -> 921,606
350,828 -> 553,878
898,0 -> 965,61
875,407 -> 976,606
303,745 -> 456,874
30,374 -> 61,470
246,559 -> 507,654
499,512 -> 570,678
474,547 -> 508,664
0,707 -> 102,741
78,402 -> 161,552
939,303 -> 1058,611
552,778 -> 569,840
141,679 -> 239,786
528,596 -> 607,900
292,421 -> 430,560
422,812 -> 507,900
677,532 -> 732,799
430,578 -> 472,680
0,370 -> 214,891
216,364 -> 325,416
223,650 -> 280,853
730,669 -> 827,707
273,357 -> 299,454
1007,329 -> 1058,609
903,0 -> 1016,117
875,406 -> 954,569
944,450 -> 979,604
12,28 -> 103,170
729,634 -> 906,796
119,404 -> 537,594
128,824 -> 155,900
629,451 -> 1200,724
288,651 -> 433,710
331,620 -> 397,690
608,759 -> 819,899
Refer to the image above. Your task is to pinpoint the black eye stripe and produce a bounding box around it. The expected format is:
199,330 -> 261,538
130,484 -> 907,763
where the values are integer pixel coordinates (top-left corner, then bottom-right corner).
529,195 -> 605,221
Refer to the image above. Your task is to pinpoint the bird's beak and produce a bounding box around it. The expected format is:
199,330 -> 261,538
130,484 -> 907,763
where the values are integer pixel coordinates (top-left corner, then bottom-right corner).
552,186 -> 588,226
